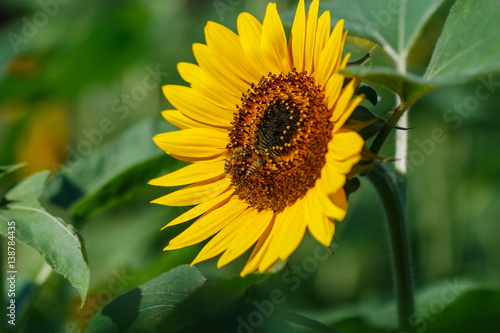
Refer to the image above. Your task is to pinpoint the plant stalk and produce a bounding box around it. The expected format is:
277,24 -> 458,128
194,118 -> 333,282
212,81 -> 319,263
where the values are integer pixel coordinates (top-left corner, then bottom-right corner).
365,164 -> 415,333
395,111 -> 408,177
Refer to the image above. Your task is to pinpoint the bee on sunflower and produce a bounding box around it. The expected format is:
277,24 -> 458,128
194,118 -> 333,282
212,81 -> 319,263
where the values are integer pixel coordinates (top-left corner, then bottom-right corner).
150,0 -> 379,276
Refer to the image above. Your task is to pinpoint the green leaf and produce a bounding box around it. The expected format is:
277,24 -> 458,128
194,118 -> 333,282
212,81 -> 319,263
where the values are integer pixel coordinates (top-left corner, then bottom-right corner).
324,0 -> 446,66
0,171 -> 90,303
340,66 -> 435,107
334,0 -> 500,102
45,118 -> 178,220
158,273 -> 271,332
5,169 -> 49,202
85,265 -> 206,333
422,288 -> 500,333
425,0 -> 500,83
320,0 -> 446,103
86,265 -> 270,333
0,163 -> 26,179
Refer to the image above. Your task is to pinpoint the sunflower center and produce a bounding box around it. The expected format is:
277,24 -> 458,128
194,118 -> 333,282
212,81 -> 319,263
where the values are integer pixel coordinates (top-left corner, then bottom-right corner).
255,100 -> 300,156
226,70 -> 332,212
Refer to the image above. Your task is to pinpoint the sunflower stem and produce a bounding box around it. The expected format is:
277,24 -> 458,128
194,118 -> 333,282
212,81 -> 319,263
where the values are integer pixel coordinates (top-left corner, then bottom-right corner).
365,164 -> 415,333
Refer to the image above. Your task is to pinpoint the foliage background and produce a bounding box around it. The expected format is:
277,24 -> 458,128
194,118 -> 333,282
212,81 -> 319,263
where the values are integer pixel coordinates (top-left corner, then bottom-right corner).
1,0 -> 499,332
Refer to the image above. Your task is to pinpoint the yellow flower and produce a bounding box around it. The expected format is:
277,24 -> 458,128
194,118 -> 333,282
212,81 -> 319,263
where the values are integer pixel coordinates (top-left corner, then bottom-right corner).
151,0 -> 365,276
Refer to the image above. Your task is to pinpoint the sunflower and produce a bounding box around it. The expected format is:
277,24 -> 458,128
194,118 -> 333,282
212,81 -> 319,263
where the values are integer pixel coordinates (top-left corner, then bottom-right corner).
150,0 -> 365,276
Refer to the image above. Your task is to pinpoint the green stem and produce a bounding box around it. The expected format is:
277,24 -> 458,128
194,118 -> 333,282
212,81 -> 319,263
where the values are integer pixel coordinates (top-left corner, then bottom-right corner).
365,164 -> 415,333
394,104 -> 409,201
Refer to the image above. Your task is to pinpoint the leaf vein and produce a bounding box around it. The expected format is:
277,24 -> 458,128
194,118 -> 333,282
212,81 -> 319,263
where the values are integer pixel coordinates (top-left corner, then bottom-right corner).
7,204 -> 79,243
427,37 -> 492,79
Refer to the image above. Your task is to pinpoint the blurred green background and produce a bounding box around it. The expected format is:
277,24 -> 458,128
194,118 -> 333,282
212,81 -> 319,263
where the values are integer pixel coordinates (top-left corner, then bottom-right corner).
1,0 -> 499,332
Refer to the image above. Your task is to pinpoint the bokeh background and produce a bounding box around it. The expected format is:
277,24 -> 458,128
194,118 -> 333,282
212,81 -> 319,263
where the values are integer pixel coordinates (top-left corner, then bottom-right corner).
1,0 -> 499,332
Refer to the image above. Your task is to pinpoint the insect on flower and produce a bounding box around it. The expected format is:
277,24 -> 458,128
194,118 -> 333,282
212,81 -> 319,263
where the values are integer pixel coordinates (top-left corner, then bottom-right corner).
224,147 -> 247,174
245,156 -> 267,176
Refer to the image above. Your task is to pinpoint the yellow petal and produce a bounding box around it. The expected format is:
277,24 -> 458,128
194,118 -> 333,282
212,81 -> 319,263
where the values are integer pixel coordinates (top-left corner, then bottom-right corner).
153,128 -> 227,161
313,10 -> 331,74
149,159 -> 225,187
152,176 -> 230,206
304,0 -> 319,75
254,223 -> 280,272
166,196 -> 246,250
334,93 -> 364,132
191,204 -> 255,265
329,188 -> 347,221
278,198 -> 308,262
192,43 -> 248,97
161,110 -> 212,129
240,214 -> 276,276
306,189 -> 335,246
289,0 -> 306,72
261,3 -> 289,73
237,13 -> 267,74
331,80 -> 363,131
161,189 -> 234,229
328,129 -> 364,164
177,62 -> 239,110
258,197 -> 306,272
204,21 -> 261,84
323,161 -> 347,194
163,85 -> 232,128
316,19 -> 344,87
217,209 -> 274,267
324,73 -> 344,110
314,169 -> 347,220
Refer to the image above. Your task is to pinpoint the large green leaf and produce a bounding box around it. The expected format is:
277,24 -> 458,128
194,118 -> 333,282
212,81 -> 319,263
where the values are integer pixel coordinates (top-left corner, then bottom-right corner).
425,0 -> 500,83
85,265 -> 206,333
86,264 -> 270,333
322,0 -> 446,99
324,0 -> 446,65
46,118 -> 178,220
168,273 -> 271,331
324,0 -> 500,104
0,171 -> 90,302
